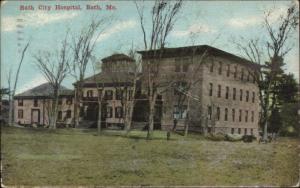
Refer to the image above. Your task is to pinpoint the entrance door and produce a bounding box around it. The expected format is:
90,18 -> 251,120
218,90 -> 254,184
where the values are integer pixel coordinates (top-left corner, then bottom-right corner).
31,109 -> 40,124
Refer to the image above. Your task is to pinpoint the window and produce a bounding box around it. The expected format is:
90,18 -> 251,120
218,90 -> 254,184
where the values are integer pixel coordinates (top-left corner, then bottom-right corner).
244,129 -> 247,135
247,72 -> 250,81
58,98 -> 62,105
210,63 -> 214,72
175,59 -> 189,72
87,90 -> 93,97
208,106 -> 212,120
18,99 -> 23,106
174,82 -> 188,95
226,64 -> 230,77
241,68 -> 244,81
246,91 -> 249,102
115,107 -> 123,118
18,109 -> 23,118
216,107 -> 220,121
245,110 -> 248,122
233,88 -> 236,100
238,128 -> 241,134
105,90 -> 113,100
239,109 -> 242,122
209,83 -> 213,96
116,89 -> 123,100
251,129 -> 253,135
240,89 -> 243,101
218,62 -> 222,75
34,99 -> 38,107
66,98 -> 73,105
224,108 -> 228,121
231,128 -> 234,134
234,66 -> 237,78
225,86 -> 229,99
66,110 -> 72,118
232,109 -> 235,122
251,111 -> 254,122
106,106 -> 113,118
218,85 -> 221,98
57,111 -> 62,120
252,92 -> 255,103
173,105 -> 187,119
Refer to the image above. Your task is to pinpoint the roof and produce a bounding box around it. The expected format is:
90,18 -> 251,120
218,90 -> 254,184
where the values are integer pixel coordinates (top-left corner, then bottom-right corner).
14,82 -> 73,99
75,72 -> 136,87
101,53 -> 135,63
137,45 -> 261,69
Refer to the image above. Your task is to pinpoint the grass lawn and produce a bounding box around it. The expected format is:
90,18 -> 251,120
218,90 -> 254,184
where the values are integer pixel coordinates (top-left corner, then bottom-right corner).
1,126 -> 299,186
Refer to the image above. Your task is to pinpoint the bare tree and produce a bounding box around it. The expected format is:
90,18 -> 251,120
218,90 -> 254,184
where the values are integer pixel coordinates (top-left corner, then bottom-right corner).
34,34 -> 70,129
232,3 -> 299,141
69,18 -> 110,128
135,0 -> 183,139
7,42 -> 30,126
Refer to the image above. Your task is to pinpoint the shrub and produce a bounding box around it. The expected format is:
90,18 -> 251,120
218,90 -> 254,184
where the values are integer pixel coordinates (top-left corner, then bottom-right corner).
205,133 -> 226,141
225,134 -> 243,142
242,135 -> 256,142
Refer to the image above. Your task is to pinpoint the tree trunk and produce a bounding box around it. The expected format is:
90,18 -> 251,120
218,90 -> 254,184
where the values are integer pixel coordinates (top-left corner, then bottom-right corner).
8,94 -> 13,126
147,97 -> 156,139
97,101 -> 102,135
184,98 -> 191,136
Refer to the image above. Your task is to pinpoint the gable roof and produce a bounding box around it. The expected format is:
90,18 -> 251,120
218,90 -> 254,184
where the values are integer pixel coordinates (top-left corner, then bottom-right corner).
137,45 -> 261,69
14,82 -> 73,99
101,53 -> 135,63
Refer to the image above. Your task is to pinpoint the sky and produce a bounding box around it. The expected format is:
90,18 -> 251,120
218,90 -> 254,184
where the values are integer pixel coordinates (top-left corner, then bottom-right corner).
1,0 -> 299,94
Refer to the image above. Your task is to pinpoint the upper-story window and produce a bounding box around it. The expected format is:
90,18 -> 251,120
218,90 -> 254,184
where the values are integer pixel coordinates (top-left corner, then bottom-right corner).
240,89 -> 243,101
216,107 -> 220,121
245,110 -> 248,122
218,62 -> 222,75
18,99 -> 23,106
247,71 -> 250,82
246,91 -> 249,102
234,66 -> 237,78
116,89 -> 123,100
105,90 -> 113,100
224,108 -> 228,121
225,86 -> 229,99
66,98 -> 73,105
239,109 -> 242,122
175,58 -> 189,72
58,98 -> 62,105
87,90 -> 93,97
226,64 -> 230,77
34,99 -> 38,107
252,92 -> 255,103
251,111 -> 254,122
210,63 -> 214,73
209,83 -> 213,96
232,109 -> 235,122
241,68 -> 244,81
218,85 -> 221,98
174,82 -> 188,96
233,88 -> 236,100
